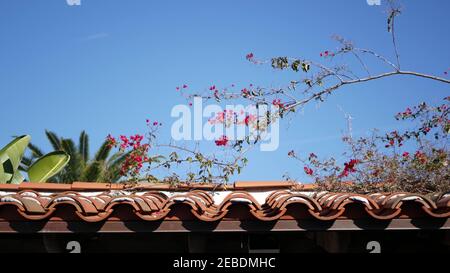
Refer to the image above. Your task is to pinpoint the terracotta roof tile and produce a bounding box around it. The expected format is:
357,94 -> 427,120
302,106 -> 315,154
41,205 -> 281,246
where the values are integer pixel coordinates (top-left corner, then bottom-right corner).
0,182 -> 448,226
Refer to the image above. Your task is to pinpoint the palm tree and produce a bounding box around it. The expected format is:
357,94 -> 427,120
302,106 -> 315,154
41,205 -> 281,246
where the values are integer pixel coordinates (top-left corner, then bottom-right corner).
21,130 -> 128,183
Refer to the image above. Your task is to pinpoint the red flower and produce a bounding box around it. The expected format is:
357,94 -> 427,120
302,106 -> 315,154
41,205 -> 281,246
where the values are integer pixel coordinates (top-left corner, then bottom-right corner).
347,159 -> 359,168
106,134 -> 117,148
244,114 -> 255,126
414,151 -> 427,164
153,121 -> 159,126
272,99 -> 284,108
215,135 -> 229,146
119,135 -> 129,149
304,166 -> 314,176
246,53 -> 254,60
209,85 -> 216,91
183,84 -> 188,89
402,152 -> 410,158
320,50 -> 334,57
404,107 -> 412,116
339,159 -> 359,177
244,115 -> 251,126
339,169 -> 349,178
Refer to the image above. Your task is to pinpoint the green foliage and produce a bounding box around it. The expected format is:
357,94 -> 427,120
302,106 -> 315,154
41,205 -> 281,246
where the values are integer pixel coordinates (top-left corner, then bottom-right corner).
272,57 -> 310,73
27,151 -> 70,182
21,130 -> 126,183
0,135 -> 70,183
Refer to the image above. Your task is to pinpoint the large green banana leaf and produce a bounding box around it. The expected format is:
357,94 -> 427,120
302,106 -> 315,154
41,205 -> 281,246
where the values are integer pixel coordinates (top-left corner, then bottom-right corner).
0,153 -> 13,183
27,151 -> 70,182
0,135 -> 30,183
10,171 -> 25,184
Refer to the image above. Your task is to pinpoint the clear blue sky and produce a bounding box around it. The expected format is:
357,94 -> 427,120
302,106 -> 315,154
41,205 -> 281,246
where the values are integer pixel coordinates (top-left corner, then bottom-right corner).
1,0 -> 449,182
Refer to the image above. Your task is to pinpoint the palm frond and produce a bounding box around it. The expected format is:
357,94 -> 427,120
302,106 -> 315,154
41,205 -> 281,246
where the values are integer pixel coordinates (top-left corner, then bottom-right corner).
21,156 -> 33,167
79,131 -> 89,163
18,164 -> 27,172
61,138 -> 77,156
27,143 -> 44,158
45,130 -> 62,151
94,140 -> 112,162
81,161 -> 103,182
59,138 -> 82,182
105,151 -> 131,182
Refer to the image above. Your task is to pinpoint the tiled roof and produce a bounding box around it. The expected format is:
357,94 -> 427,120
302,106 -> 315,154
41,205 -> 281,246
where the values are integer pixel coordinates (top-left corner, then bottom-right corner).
0,182 -> 448,232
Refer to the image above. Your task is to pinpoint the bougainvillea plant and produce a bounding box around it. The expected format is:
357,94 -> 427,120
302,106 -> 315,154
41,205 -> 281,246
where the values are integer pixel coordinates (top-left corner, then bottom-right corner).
107,1 -> 449,193
106,119 -> 249,185
286,97 -> 449,194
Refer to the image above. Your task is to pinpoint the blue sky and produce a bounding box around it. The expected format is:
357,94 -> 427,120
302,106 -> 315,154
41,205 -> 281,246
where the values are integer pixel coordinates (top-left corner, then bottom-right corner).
1,0 -> 449,182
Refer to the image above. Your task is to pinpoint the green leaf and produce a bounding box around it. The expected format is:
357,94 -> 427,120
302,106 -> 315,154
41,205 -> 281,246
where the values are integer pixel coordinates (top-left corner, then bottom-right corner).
301,62 -> 310,73
291,60 -> 301,72
304,79 -> 313,87
0,153 -> 13,183
10,171 -> 24,184
27,151 -> 70,182
0,135 -> 31,183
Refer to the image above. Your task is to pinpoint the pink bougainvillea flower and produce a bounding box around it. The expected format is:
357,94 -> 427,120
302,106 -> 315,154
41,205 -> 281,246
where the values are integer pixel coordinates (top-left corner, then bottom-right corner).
304,166 -> 314,176
246,53 -> 254,60
106,134 -> 117,148
243,114 -> 256,126
339,159 -> 359,177
414,151 -> 427,164
215,135 -> 229,146
272,99 -> 284,108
